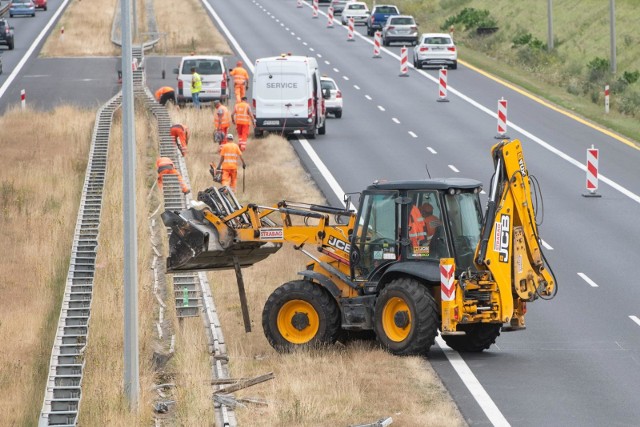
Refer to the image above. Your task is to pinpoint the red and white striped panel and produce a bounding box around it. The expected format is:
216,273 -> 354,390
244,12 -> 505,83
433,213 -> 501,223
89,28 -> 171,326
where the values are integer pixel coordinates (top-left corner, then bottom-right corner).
440,262 -> 455,302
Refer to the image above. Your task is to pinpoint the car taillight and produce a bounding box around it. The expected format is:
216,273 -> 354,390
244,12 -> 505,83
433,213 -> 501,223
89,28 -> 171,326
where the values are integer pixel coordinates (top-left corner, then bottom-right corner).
388,26 -> 395,30
221,72 -> 227,89
177,79 -> 183,90
308,98 -> 313,118
420,47 -> 429,52
447,46 -> 456,52
253,99 -> 256,109
410,26 -> 417,31
336,91 -> 342,98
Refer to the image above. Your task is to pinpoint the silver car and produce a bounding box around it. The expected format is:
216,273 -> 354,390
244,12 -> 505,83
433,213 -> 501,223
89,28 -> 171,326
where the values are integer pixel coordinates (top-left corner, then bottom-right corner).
329,0 -> 349,15
413,33 -> 458,69
381,15 -> 419,46
321,76 -> 343,118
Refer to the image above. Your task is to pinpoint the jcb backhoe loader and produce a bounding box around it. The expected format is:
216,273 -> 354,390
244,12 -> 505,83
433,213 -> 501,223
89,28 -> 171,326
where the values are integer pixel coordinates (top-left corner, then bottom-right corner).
161,139 -> 556,355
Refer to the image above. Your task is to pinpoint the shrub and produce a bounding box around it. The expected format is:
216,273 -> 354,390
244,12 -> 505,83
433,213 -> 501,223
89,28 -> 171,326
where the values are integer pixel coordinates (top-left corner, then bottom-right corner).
587,57 -> 610,83
512,32 -> 532,47
617,87 -> 640,117
442,8 -> 497,32
622,70 -> 640,85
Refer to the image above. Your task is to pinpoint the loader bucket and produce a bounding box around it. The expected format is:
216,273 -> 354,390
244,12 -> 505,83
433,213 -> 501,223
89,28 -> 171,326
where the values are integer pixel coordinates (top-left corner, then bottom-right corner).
161,209 -> 282,273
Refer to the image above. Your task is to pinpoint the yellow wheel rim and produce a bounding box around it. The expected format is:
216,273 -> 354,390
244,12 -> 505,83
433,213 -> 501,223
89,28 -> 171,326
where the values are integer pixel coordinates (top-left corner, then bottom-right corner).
277,300 -> 320,344
382,297 -> 412,342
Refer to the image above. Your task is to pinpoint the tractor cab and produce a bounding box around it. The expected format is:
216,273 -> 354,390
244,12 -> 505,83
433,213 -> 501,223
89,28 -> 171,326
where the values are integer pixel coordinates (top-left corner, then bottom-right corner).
350,178 -> 484,287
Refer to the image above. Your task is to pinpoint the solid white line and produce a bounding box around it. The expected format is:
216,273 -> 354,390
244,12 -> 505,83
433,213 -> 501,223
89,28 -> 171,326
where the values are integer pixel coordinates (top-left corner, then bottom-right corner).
577,272 -> 599,287
427,146 -> 437,154
365,95 -> 372,100
541,239 -> 553,250
353,85 -> 360,90
392,118 -> 400,124
630,316 -> 640,327
209,3 -> 507,424
0,0 -> 72,101
436,336 -> 511,427
377,105 -> 385,111
448,165 -> 460,173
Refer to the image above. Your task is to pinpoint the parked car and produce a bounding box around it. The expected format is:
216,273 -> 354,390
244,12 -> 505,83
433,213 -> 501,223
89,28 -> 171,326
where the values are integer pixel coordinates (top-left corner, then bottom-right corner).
173,55 -> 228,106
366,4 -> 400,36
321,75 -> 343,119
413,33 -> 458,69
329,0 -> 349,15
381,15 -> 419,46
33,0 -> 47,11
9,0 -> 37,17
341,1 -> 369,26
0,19 -> 15,50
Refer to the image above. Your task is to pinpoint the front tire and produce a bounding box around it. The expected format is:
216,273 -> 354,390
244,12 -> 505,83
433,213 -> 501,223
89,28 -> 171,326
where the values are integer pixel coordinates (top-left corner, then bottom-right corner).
374,278 -> 439,356
442,323 -> 501,352
262,280 -> 341,352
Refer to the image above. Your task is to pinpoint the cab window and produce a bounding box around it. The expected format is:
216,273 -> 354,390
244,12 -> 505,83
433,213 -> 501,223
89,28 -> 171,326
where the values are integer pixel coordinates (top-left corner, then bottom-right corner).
444,192 -> 483,270
406,191 -> 448,259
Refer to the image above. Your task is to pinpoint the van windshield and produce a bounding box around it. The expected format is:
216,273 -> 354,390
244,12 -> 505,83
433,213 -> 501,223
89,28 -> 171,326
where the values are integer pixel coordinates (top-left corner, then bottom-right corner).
181,59 -> 222,75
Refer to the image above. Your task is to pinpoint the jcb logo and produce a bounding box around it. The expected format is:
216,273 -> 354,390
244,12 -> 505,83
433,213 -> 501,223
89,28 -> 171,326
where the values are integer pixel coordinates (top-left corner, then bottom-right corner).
518,153 -> 527,177
328,236 -> 351,253
498,214 -> 510,263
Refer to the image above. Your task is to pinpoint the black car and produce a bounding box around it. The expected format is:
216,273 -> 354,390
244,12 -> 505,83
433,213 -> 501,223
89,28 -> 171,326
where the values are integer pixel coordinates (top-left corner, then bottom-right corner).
0,18 -> 15,50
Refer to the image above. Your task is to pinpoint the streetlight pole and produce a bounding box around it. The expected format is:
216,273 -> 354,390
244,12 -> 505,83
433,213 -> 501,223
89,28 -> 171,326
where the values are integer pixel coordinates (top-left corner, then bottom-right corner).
609,0 -> 616,74
547,0 -> 554,51
121,0 -> 139,410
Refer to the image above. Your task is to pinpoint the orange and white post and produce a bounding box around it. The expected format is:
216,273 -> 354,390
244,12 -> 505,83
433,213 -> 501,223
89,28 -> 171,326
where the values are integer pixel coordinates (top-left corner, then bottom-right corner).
583,145 -> 602,198
347,17 -> 355,41
440,258 -> 459,334
373,31 -> 382,58
312,0 -> 318,18
437,68 -> 449,102
327,6 -> 334,28
398,47 -> 409,77
495,97 -> 510,139
296,0 -> 302,8
604,84 -> 610,114
20,89 -> 26,110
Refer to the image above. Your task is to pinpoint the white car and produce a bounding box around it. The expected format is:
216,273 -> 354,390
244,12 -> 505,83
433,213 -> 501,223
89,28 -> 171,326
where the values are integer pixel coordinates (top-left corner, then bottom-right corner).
413,33 -> 458,70
341,2 -> 369,26
321,76 -> 343,118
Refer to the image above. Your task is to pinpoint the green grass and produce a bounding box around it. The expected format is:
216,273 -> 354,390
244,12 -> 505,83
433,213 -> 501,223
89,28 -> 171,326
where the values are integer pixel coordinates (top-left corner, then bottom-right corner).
364,0 -> 640,147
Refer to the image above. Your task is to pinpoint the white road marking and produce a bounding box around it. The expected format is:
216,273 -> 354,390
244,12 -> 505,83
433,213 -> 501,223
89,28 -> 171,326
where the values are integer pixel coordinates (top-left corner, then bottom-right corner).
310,47 -> 315,51
365,95 -> 372,100
427,146 -> 437,154
378,105 -> 385,111
303,41 -> 308,46
325,60 -> 330,65
630,316 -> 640,327
342,76 -> 349,81
209,5 -> 510,425
333,67 -> 340,72
578,272 -> 599,287
392,118 -> 400,124
541,239 -> 553,250
437,336 -> 511,427
448,165 -> 460,173
353,85 -> 360,90
317,53 -> 322,58
408,131 -> 417,138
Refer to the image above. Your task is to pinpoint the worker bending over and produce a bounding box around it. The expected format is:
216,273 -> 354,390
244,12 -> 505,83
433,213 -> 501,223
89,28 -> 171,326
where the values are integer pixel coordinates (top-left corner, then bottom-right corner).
170,123 -> 189,156
213,100 -> 231,144
155,86 -> 176,106
232,96 -> 255,151
214,134 -> 246,193
229,60 -> 249,103
156,157 -> 190,194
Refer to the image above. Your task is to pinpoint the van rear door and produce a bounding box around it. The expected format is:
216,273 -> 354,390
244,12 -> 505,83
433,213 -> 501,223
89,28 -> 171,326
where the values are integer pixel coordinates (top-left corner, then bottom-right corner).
255,61 -> 307,122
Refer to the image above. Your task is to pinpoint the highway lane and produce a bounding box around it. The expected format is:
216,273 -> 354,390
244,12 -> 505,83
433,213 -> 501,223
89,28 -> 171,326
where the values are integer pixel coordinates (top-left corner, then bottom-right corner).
208,0 -> 640,425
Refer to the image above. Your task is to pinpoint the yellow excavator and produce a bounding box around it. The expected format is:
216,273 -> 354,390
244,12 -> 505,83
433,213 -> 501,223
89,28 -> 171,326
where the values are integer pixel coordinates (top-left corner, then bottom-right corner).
161,139 -> 557,355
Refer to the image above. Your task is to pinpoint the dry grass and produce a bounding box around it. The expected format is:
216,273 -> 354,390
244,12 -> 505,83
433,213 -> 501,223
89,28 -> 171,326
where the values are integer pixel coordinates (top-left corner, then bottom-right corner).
0,106 -> 95,426
78,104 -> 159,425
168,105 -> 465,426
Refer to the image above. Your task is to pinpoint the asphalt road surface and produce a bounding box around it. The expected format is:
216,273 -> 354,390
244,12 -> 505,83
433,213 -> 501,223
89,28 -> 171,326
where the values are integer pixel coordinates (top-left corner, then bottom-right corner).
2,0 -> 639,425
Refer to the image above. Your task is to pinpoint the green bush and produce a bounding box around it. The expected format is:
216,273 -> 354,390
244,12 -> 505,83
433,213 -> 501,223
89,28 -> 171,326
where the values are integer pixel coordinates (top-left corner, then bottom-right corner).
622,70 -> 640,85
512,33 -> 532,47
442,8 -> 497,32
587,57 -> 610,83
617,88 -> 640,117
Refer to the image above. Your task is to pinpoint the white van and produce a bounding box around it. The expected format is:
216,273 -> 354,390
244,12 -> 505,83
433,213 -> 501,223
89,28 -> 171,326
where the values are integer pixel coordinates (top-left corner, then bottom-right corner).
173,55 -> 229,106
252,54 -> 328,139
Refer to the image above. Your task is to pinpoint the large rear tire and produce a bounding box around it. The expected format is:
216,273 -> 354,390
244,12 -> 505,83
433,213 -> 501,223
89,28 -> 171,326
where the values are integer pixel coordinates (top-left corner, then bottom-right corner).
374,278 -> 439,355
262,280 -> 341,352
442,323 -> 501,352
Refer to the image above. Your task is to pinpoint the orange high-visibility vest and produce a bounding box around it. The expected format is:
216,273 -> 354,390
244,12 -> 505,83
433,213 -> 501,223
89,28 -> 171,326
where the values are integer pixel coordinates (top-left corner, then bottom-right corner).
408,206 -> 427,246
214,105 -> 231,129
230,66 -> 249,86
233,102 -> 252,125
220,143 -> 242,170
155,86 -> 174,102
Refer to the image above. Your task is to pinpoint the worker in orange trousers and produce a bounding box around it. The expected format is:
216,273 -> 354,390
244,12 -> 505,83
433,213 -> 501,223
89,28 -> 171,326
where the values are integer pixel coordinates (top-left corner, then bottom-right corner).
213,100 -> 231,145
170,123 -> 189,156
229,60 -> 249,103
214,134 -> 246,193
231,96 -> 255,151
156,157 -> 190,194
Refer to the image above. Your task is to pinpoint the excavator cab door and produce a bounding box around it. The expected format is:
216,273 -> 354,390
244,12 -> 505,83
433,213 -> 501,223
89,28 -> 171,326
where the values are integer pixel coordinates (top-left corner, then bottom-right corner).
350,191 -> 399,281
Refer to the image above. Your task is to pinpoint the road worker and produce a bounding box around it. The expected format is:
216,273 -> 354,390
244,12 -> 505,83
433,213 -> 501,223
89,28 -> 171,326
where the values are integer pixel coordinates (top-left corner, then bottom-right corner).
231,96 -> 255,151
155,86 -> 176,106
213,100 -> 231,145
191,66 -> 202,109
229,60 -> 249,103
408,205 -> 428,248
156,157 -> 190,194
214,134 -> 246,193
170,123 -> 189,156
419,203 -> 442,246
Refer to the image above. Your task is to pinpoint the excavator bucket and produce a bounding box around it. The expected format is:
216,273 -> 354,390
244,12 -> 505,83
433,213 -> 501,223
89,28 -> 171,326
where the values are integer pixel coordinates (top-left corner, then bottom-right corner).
161,186 -> 282,273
